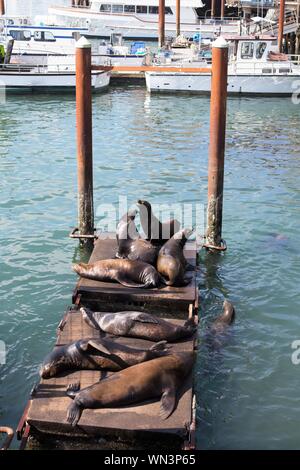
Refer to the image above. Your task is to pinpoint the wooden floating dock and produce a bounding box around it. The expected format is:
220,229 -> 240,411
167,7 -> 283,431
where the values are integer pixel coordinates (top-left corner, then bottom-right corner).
73,234 -> 198,318
18,234 -> 199,449
92,65 -> 211,82
27,310 -> 197,445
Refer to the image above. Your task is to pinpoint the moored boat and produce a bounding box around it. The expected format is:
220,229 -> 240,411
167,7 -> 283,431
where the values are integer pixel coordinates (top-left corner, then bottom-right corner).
146,35 -> 300,95
0,63 -> 110,92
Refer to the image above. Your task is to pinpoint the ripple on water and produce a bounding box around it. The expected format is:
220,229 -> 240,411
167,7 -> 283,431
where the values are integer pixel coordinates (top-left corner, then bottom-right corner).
0,91 -> 300,449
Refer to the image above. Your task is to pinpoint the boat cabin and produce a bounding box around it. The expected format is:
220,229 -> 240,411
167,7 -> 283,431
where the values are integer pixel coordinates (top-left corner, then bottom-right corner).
225,36 -> 282,62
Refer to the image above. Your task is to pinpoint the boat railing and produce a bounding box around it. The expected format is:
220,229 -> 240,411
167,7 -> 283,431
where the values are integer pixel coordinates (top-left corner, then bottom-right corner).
231,59 -> 295,74
287,54 -> 300,65
198,16 -> 241,26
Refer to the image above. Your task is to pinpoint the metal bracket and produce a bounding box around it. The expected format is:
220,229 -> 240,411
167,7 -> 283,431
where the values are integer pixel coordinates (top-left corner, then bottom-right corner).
69,227 -> 98,240
0,427 -> 14,451
202,238 -> 227,252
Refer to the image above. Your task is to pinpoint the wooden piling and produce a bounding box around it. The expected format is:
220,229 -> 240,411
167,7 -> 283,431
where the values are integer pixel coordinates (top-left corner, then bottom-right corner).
76,37 -> 94,243
176,0 -> 180,38
159,0 -> 165,48
0,0 -> 5,16
211,0 -> 216,18
206,37 -> 228,248
221,0 -> 225,19
278,0 -> 286,53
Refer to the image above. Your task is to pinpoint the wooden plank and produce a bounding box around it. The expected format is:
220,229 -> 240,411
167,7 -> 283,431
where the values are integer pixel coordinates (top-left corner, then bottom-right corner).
74,234 -> 197,316
27,309 -> 195,440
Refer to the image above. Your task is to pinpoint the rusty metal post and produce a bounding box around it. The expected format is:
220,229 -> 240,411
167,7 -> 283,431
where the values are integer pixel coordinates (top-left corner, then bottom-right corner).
0,0 -> 5,16
211,0 -> 216,18
176,0 -> 180,37
206,37 -> 228,248
76,37 -> 94,243
159,0 -> 165,48
278,0 -> 286,53
221,0 -> 225,19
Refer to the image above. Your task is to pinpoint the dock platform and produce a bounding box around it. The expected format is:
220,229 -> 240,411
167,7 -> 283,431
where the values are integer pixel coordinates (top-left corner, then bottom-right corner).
26,309 -> 197,446
73,234 -> 198,318
18,233 -> 199,450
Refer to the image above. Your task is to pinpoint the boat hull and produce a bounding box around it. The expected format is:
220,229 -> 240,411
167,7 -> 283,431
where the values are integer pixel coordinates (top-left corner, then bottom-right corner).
145,72 -> 300,96
0,70 -> 110,92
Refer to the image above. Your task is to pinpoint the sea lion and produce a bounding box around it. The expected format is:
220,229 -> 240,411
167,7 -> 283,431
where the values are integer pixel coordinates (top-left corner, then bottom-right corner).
66,352 -> 194,427
137,200 -> 180,245
72,259 -> 164,289
116,209 -> 159,266
157,228 -> 194,286
81,307 -> 197,342
206,300 -> 235,350
210,300 -> 235,335
40,337 -> 169,379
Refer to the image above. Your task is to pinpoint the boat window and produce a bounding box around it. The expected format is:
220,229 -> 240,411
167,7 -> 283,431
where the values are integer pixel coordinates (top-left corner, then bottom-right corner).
34,31 -> 56,42
136,5 -> 147,13
9,29 -> 31,41
112,4 -> 123,12
44,31 -> 56,42
256,42 -> 267,59
124,5 -> 135,12
240,42 -> 254,59
100,4 -> 112,12
149,6 -> 159,14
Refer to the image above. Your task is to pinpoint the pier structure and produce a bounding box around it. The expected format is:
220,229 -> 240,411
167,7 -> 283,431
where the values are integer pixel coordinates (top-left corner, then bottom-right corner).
14,37 -> 229,450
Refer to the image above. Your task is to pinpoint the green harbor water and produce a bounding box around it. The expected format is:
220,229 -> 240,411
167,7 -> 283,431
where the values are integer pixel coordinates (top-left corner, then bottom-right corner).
0,85 -> 300,449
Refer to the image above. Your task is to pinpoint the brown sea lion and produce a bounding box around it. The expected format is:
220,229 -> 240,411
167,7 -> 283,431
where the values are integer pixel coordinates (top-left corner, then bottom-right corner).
72,259 -> 165,289
210,300 -> 235,335
137,200 -> 180,245
116,209 -> 159,266
80,307 -> 197,342
66,352 -> 194,426
157,228 -> 194,286
40,337 -> 169,379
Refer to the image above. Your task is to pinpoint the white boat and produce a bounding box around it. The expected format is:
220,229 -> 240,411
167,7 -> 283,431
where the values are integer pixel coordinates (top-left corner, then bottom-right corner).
0,15 -> 94,65
0,16 -> 147,68
0,63 -> 110,92
145,36 -> 300,95
48,0 -> 242,40
96,33 -> 147,65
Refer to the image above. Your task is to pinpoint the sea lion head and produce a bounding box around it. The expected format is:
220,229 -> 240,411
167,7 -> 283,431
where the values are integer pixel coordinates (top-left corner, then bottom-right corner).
174,227 -> 195,242
210,300 -> 235,337
127,208 -> 138,220
118,209 -> 139,241
137,199 -> 150,208
40,345 -> 72,379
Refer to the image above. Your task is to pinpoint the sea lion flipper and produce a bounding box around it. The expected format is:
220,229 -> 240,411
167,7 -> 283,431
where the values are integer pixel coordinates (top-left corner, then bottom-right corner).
159,386 -> 176,420
115,274 -> 148,289
134,313 -> 159,324
80,307 -> 102,330
67,401 -> 83,427
66,382 -> 81,398
80,339 -> 111,356
150,340 -> 169,352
